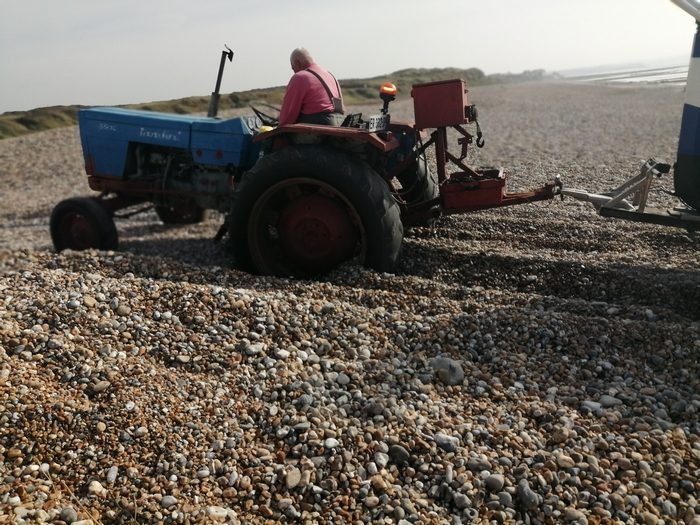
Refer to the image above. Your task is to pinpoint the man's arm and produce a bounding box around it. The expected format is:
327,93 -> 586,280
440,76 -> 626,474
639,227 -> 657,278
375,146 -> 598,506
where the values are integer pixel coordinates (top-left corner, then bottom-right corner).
278,75 -> 305,126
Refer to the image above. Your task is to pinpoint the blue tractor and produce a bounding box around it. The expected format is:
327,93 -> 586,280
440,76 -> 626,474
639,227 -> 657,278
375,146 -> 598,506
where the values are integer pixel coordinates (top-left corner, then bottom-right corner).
51,47 -> 562,278
50,49 -> 429,278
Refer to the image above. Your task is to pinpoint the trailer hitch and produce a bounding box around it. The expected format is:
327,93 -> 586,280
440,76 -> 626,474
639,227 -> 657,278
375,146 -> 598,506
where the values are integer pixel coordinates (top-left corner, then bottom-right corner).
559,158 -> 700,230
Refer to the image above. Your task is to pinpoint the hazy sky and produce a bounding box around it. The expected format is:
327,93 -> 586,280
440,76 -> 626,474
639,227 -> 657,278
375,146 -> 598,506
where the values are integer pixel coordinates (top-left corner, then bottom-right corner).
0,0 -> 696,113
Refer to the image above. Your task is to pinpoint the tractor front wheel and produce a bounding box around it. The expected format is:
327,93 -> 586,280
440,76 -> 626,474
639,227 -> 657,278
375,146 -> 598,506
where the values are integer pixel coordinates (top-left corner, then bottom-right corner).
227,145 -> 403,278
50,197 -> 119,252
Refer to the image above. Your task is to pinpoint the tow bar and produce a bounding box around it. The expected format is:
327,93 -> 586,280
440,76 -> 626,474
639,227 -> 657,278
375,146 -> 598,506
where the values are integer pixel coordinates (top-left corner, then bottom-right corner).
561,158 -> 700,231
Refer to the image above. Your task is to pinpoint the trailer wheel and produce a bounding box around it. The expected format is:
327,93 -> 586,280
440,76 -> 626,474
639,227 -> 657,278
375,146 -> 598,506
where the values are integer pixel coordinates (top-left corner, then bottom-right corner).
50,197 -> 119,252
227,145 -> 403,278
155,203 -> 206,225
397,154 -> 439,226
673,158 -> 700,212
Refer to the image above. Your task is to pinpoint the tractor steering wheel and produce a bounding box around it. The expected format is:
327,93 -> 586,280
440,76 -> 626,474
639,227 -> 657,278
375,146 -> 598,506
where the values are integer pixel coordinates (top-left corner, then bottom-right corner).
250,102 -> 280,127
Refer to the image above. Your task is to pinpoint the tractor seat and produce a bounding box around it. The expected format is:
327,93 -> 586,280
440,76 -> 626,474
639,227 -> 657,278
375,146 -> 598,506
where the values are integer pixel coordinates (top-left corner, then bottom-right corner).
340,112 -> 362,127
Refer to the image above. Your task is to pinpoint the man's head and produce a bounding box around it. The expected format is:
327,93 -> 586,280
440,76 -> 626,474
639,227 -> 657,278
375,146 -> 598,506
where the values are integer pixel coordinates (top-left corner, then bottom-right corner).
290,47 -> 313,73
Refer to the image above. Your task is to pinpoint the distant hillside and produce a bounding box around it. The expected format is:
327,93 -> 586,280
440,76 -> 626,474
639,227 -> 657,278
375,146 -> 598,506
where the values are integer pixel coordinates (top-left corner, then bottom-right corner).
0,68 -> 549,140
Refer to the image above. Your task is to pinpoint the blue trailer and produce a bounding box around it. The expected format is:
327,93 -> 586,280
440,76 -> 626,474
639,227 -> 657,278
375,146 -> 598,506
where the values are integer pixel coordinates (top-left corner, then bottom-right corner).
561,0 -> 700,231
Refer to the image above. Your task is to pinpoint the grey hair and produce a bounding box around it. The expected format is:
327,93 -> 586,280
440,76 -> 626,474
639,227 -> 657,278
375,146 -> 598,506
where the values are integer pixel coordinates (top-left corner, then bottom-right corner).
290,47 -> 313,67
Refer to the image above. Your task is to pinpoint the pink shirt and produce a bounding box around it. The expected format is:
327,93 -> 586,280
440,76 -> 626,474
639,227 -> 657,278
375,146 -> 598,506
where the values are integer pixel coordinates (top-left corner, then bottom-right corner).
278,63 -> 344,126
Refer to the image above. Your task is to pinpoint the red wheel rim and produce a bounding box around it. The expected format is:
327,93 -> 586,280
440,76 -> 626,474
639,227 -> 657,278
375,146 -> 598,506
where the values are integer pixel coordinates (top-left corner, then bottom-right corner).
278,193 -> 358,267
248,178 -> 365,277
59,212 -> 98,250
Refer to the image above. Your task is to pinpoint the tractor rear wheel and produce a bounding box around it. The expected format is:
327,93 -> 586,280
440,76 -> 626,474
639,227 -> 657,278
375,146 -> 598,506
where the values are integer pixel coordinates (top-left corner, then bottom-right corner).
227,145 -> 403,278
50,197 -> 119,252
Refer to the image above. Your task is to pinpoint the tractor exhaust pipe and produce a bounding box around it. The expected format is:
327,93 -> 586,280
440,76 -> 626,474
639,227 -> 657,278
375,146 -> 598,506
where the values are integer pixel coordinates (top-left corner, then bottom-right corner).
207,45 -> 234,118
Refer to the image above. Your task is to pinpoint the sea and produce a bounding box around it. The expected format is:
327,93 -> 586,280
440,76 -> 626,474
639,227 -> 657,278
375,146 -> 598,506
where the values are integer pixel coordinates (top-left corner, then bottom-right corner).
564,65 -> 688,86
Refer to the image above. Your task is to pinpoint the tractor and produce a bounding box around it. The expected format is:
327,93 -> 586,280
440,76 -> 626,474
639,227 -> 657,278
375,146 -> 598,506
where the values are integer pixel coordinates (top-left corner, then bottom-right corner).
50,48 -> 557,278
51,7 -> 700,278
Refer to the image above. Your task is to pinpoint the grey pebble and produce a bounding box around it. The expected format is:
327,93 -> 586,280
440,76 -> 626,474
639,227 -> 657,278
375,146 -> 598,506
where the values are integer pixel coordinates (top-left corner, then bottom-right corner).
430,357 -> 465,386
467,457 -> 492,472
374,451 -> 390,468
388,444 -> 411,464
453,492 -> 472,509
599,394 -> 623,407
106,465 -> 118,484
161,495 -> 178,508
324,437 -> 340,449
517,479 -> 540,509
60,507 -> 78,524
434,433 -> 459,452
498,491 -> 512,506
581,400 -> 601,411
484,473 -> 505,492
662,500 -> 677,517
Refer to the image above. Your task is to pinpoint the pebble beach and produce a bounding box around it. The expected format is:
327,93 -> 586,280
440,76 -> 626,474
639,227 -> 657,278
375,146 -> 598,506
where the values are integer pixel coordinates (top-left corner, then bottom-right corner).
1,81 -> 700,525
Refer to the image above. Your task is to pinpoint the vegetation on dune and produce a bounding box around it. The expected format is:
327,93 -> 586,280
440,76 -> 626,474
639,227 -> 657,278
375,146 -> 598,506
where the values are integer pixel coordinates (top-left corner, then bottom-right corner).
0,106 -> 85,140
0,67 -> 550,140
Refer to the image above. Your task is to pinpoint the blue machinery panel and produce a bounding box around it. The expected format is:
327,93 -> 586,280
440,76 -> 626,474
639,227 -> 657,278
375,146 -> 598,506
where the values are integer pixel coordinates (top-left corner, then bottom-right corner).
79,107 -> 260,177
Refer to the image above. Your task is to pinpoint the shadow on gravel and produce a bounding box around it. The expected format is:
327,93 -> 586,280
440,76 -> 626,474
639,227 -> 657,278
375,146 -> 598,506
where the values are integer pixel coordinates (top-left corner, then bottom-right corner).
637,229 -> 700,250
117,222 -> 179,237
398,241 -> 700,321
119,237 -> 230,268
421,215 -> 700,256
54,224 -> 699,322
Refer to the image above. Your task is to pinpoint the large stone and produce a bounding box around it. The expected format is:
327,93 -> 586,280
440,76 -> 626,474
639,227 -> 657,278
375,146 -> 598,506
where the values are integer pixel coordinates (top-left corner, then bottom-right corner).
517,479 -> 540,509
286,467 -> 301,489
430,357 -> 465,386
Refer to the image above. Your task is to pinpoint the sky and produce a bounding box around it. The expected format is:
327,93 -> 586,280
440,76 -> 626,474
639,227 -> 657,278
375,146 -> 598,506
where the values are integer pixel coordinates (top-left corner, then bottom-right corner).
0,0 -> 696,113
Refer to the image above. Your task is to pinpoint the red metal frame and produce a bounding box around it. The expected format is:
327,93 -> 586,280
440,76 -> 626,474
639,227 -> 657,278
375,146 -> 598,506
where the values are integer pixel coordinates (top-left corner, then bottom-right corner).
401,78 -> 557,217
252,123 -> 400,153
429,124 -> 556,213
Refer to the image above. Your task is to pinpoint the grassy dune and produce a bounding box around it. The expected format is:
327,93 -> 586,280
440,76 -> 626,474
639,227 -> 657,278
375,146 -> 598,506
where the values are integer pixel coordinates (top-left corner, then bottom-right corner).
0,67 -> 546,140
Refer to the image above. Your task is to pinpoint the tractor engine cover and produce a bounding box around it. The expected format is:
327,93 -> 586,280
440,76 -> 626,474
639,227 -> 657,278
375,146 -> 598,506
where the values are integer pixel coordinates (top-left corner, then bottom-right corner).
78,107 -> 262,178
165,168 -> 233,213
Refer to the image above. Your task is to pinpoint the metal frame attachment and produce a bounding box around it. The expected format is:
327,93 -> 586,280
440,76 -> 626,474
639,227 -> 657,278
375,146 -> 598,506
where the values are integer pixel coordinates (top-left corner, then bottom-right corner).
561,158 -> 700,230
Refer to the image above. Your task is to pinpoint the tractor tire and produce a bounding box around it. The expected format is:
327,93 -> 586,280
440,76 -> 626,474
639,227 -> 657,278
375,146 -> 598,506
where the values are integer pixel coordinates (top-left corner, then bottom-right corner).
155,204 -> 206,225
396,154 -> 439,227
50,197 -> 119,252
227,145 -> 403,278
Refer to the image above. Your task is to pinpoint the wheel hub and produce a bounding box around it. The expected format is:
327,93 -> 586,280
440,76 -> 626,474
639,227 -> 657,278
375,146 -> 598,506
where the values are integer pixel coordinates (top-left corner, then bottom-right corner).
278,194 -> 358,271
61,213 -> 98,250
